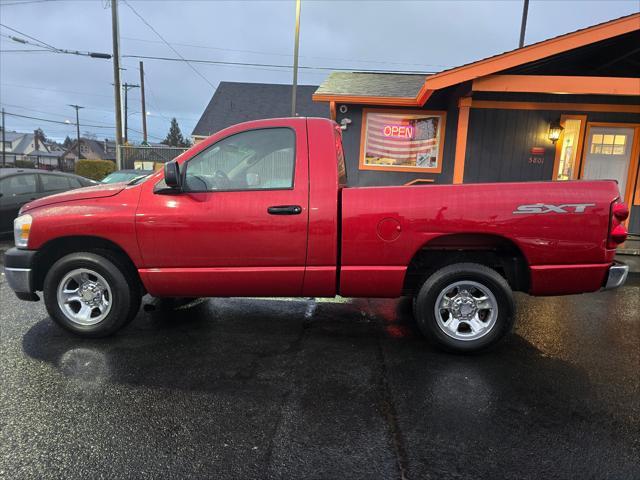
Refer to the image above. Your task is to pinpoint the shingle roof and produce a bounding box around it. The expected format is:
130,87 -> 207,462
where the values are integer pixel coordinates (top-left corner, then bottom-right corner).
314,72 -> 428,99
192,82 -> 329,137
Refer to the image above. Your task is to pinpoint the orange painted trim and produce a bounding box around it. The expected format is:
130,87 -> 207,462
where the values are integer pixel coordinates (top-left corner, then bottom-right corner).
629,127 -> 640,206
470,100 -> 640,114
579,122 -> 640,209
423,13 -> 640,91
329,101 -> 336,121
473,75 -> 640,96
552,114 -> 587,181
452,97 -> 472,184
416,87 -> 434,106
404,178 -> 436,185
312,93 -> 420,106
358,108 -> 446,174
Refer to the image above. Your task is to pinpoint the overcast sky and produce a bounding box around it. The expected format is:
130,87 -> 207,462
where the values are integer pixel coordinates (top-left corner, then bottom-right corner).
0,0 -> 638,143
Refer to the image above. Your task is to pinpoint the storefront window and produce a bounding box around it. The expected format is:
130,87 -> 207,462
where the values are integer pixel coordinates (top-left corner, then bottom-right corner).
360,109 -> 445,173
555,115 -> 586,181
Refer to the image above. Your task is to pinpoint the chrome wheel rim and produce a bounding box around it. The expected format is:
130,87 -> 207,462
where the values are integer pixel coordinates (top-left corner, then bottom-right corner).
434,280 -> 498,341
56,268 -> 112,326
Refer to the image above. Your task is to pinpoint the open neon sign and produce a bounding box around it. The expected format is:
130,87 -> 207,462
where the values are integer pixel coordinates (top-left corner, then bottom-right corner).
382,124 -> 415,139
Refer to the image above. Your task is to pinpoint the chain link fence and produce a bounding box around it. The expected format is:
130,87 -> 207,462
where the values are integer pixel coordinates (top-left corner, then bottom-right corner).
119,145 -> 188,170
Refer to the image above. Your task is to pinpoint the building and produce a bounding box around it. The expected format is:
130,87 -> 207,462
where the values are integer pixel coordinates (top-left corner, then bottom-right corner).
312,13 -> 640,233
0,130 -> 63,169
192,82 -> 329,143
61,138 -> 117,164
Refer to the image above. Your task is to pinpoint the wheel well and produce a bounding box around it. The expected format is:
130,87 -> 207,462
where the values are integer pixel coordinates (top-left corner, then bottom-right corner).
402,233 -> 530,295
33,236 -> 142,292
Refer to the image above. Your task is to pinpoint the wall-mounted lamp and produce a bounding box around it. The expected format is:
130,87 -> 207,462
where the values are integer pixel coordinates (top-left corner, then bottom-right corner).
548,120 -> 564,144
340,118 -> 352,131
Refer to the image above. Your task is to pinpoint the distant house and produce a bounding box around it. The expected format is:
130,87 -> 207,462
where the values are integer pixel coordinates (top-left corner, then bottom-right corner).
191,82 -> 329,143
1,130 -> 51,156
1,130 -> 63,169
61,138 -> 117,163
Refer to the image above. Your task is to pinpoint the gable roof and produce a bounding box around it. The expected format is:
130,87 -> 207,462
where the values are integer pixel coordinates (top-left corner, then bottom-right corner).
423,12 -> 640,91
313,12 -> 640,106
192,82 -> 329,137
62,138 -> 116,160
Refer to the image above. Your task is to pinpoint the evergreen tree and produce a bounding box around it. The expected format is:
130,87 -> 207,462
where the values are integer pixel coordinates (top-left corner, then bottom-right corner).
34,128 -> 48,145
63,136 -> 73,148
162,118 -> 190,147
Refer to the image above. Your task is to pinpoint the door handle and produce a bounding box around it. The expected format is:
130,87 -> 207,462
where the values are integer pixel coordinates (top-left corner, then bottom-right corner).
267,205 -> 302,215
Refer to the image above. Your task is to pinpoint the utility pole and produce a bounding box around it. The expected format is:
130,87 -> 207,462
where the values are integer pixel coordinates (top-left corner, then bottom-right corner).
519,0 -> 529,48
290,0 -> 301,117
111,0 -> 124,169
69,105 -> 84,163
122,82 -> 139,144
139,61 -> 148,144
1,108 -> 5,167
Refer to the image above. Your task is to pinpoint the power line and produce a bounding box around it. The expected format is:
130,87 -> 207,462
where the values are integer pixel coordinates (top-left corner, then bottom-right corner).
122,0 -> 215,88
3,111 -> 116,129
0,22 -> 57,50
1,82 -> 114,99
122,35 -> 453,69
121,53 -> 436,74
0,22 -> 111,58
0,0 -> 64,6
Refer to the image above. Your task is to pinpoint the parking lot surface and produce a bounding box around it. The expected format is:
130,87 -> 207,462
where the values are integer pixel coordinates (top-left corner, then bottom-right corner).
1,261 -> 638,479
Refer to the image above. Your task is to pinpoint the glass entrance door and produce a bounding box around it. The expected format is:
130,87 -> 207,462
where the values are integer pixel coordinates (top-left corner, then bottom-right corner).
582,126 -> 635,198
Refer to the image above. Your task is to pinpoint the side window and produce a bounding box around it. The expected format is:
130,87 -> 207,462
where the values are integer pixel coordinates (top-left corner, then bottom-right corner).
184,128 -> 295,192
68,177 -> 84,188
0,174 -> 37,196
41,174 -> 71,192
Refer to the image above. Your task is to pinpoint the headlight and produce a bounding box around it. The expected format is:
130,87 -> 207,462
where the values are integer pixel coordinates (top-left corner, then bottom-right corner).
14,214 -> 32,248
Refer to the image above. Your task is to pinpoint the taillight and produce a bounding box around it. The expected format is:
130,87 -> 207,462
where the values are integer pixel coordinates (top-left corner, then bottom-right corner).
612,202 -> 629,221
607,201 -> 628,249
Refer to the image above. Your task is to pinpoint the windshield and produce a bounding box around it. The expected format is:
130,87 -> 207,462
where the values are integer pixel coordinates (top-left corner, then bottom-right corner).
102,171 -> 150,184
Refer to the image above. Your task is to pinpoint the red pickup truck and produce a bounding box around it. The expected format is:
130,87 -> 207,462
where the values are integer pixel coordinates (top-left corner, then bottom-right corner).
4,117 -> 630,352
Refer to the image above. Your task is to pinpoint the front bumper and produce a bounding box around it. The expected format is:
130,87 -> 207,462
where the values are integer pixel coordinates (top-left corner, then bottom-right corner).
604,261 -> 629,290
3,247 -> 39,301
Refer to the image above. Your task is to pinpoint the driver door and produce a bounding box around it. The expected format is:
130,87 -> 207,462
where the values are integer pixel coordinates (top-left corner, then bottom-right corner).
136,122 -> 309,297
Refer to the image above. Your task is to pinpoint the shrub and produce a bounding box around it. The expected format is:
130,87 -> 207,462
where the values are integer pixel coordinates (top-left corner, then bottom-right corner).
15,159 -> 36,168
75,159 -> 115,181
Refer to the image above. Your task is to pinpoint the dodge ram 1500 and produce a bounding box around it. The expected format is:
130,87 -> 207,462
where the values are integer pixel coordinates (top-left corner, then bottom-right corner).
4,117 -> 629,352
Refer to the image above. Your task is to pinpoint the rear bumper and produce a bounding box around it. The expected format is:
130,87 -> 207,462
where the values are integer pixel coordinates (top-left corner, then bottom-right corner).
3,247 -> 39,301
604,261 -> 628,290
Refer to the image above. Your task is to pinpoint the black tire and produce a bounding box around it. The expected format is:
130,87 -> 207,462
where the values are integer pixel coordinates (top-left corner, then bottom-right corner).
414,262 -> 514,353
43,251 -> 141,337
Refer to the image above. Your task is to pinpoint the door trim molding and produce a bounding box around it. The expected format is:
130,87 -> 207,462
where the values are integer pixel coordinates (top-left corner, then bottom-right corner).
579,122 -> 640,209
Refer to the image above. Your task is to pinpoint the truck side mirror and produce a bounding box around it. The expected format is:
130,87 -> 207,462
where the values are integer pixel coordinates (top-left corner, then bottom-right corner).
164,161 -> 182,189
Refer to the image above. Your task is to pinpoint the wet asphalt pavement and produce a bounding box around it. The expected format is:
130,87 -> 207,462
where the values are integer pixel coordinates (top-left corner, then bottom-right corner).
0,259 -> 639,479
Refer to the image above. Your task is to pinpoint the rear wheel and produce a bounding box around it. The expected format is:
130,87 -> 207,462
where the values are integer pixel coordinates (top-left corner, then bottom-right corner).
43,252 -> 141,337
414,263 -> 514,353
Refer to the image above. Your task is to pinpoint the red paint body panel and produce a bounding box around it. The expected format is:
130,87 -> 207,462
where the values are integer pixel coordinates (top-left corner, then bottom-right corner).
135,118 -> 310,297
339,181 -> 620,296
529,264 -> 609,296
140,267 -> 305,297
19,117 -> 621,301
25,185 -> 144,266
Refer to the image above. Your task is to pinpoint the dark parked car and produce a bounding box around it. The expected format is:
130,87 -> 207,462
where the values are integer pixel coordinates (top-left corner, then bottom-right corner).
0,168 -> 97,234
101,169 -> 152,184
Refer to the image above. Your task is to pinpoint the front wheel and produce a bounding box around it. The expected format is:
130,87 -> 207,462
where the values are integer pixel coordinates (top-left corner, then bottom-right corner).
43,252 -> 141,337
414,263 -> 514,353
